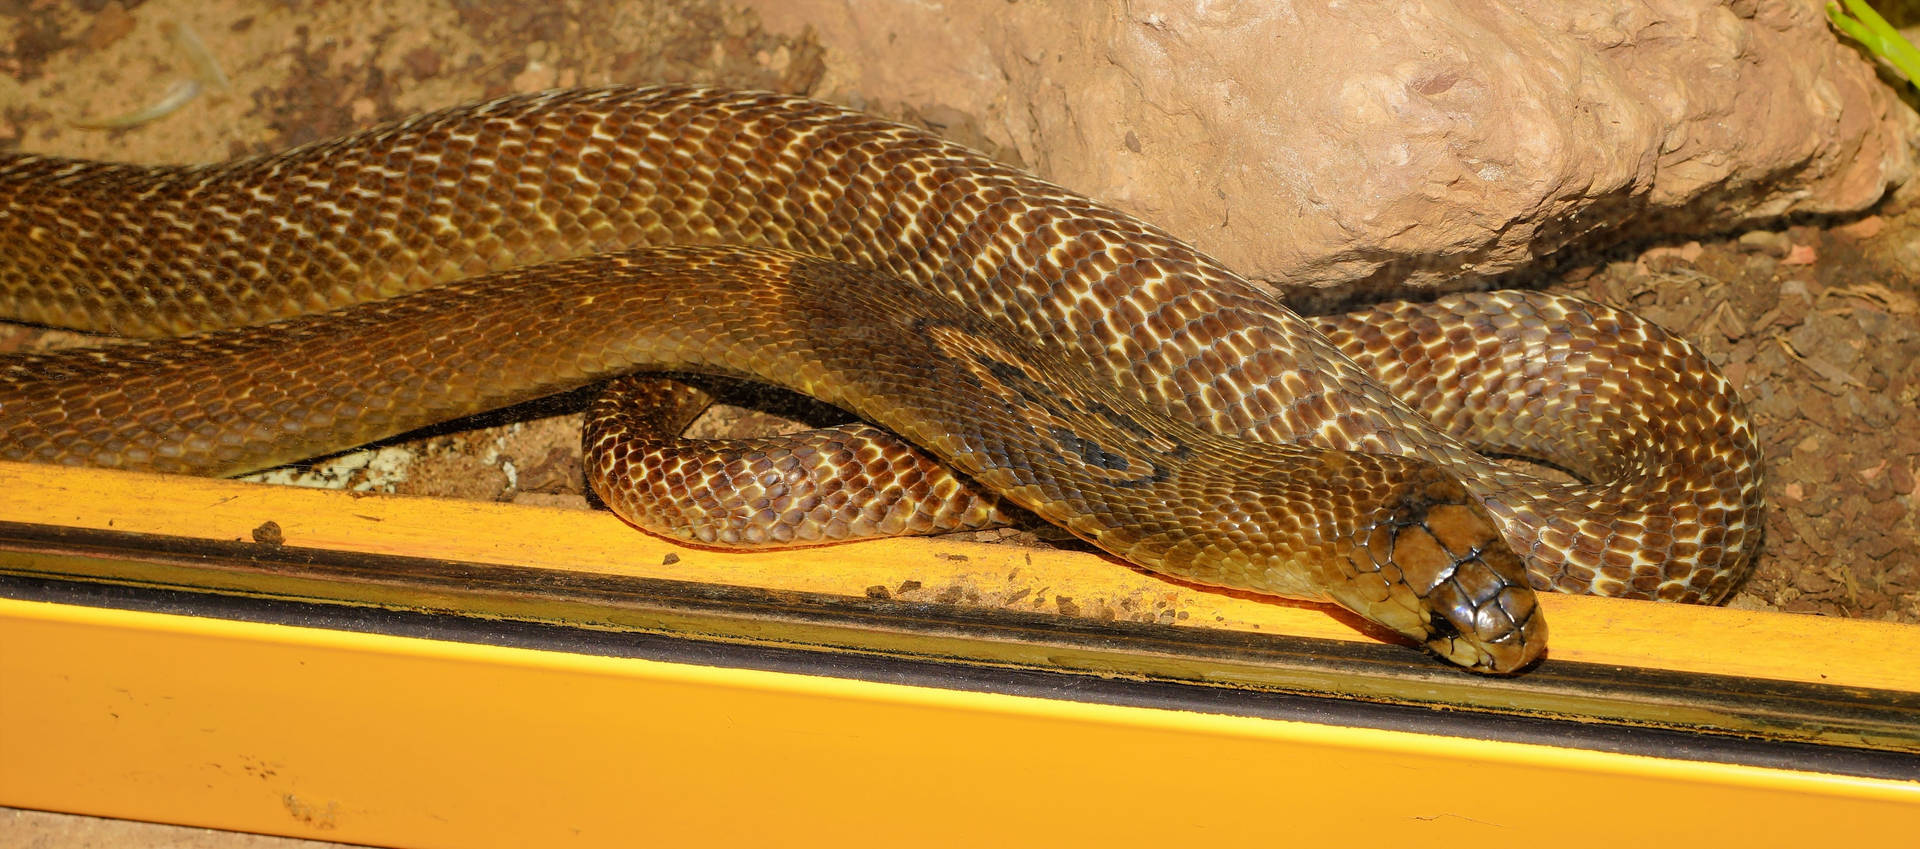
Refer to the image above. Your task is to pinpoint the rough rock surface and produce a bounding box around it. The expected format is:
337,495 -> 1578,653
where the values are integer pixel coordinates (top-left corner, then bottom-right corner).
753,0 -> 1918,298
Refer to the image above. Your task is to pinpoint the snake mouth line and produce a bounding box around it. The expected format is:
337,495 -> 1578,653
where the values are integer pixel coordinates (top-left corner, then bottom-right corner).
1328,470 -> 1545,674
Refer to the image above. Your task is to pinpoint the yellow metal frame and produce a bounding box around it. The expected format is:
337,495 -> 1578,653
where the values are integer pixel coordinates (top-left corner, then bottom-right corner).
4,599 -> 1918,847
3,462 -> 1913,689
3,461 -> 1919,845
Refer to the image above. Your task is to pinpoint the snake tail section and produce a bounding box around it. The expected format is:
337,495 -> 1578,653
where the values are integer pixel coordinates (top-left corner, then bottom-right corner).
584,374 -> 1018,546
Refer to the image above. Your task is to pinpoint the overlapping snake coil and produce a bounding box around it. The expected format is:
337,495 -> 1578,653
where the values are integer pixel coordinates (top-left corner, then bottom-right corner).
0,86 -> 1765,672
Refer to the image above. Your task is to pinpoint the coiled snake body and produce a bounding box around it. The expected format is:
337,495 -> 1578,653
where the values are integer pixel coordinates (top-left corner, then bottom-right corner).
0,86 -> 1764,672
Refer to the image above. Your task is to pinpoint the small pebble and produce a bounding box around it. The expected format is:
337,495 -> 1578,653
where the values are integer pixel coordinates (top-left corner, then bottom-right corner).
1736,229 -> 1791,258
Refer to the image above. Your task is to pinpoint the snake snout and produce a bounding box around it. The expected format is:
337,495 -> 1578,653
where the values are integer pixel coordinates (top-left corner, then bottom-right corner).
1408,509 -> 1545,674
1330,466 -> 1548,674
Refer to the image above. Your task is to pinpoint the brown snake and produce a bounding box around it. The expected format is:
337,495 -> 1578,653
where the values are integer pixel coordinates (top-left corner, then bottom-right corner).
0,86 -> 1765,672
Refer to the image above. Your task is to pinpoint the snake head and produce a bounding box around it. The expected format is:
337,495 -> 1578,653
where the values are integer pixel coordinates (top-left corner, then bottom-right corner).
1325,463 -> 1547,674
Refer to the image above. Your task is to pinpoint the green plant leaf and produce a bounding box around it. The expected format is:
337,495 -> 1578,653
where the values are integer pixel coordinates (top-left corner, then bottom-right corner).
1827,0 -> 1920,88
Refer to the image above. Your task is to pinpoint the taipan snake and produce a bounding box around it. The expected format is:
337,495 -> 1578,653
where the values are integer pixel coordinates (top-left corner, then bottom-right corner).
0,86 -> 1765,672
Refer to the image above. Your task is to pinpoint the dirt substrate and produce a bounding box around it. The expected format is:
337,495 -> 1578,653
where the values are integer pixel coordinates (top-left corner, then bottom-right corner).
1554,208 -> 1920,621
2,0 -> 1916,627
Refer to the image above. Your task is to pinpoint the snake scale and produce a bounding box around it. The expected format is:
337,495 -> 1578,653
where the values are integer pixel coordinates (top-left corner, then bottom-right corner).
0,86 -> 1765,672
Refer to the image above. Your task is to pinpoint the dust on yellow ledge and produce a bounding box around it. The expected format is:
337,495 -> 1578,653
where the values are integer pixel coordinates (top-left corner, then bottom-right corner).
1,460 -> 1911,690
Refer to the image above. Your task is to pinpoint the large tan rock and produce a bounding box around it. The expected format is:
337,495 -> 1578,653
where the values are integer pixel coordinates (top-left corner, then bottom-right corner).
751,0 -> 1917,297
